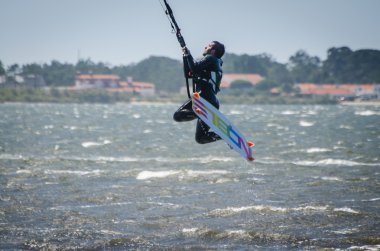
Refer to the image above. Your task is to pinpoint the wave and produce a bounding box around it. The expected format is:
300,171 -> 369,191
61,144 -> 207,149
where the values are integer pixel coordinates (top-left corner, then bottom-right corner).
181,227 -> 301,244
293,158 -> 379,167
44,169 -> 104,176
136,169 -> 230,180
208,205 -> 329,217
208,204 -> 360,217
81,140 -> 111,148
333,207 -> 360,214
299,120 -> 315,127
0,153 -> 25,160
136,170 -> 180,180
347,245 -> 380,251
228,110 -> 243,115
355,110 -> 380,116
320,176 -> 343,182
281,110 -> 299,115
363,198 -> 380,202
187,170 -> 229,176
51,201 -> 182,211
0,153 -> 232,164
306,148 -> 332,153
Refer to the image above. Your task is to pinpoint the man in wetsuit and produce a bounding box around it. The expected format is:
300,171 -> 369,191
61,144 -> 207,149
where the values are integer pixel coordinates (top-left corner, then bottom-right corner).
173,41 -> 225,144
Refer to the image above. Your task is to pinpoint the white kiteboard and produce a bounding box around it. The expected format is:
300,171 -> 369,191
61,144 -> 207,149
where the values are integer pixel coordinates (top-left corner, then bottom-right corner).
191,92 -> 254,161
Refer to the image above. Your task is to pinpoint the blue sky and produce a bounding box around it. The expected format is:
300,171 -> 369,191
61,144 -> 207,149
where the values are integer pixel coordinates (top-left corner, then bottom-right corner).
1,0 -> 380,66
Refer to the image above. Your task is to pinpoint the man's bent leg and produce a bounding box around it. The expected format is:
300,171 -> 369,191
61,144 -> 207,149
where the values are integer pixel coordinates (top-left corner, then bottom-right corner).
173,99 -> 197,122
195,119 -> 221,144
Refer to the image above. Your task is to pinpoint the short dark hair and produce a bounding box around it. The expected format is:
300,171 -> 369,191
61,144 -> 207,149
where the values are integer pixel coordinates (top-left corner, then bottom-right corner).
212,41 -> 225,58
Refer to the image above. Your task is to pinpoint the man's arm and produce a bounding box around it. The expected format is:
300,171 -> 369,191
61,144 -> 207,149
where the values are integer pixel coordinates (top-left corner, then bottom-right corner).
182,47 -> 213,74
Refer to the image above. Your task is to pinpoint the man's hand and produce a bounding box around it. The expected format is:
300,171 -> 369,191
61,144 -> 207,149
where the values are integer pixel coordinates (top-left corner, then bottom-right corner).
182,46 -> 190,56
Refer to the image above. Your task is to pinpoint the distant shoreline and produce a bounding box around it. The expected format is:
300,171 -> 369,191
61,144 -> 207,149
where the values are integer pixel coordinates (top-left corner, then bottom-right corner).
339,100 -> 380,106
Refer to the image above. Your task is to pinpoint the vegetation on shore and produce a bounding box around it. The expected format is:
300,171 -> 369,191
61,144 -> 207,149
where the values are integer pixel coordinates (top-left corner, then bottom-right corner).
1,46 -> 379,104
0,86 -> 337,105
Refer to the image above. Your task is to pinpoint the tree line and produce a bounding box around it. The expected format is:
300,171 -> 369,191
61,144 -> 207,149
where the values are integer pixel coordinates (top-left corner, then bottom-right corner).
1,46 -> 379,93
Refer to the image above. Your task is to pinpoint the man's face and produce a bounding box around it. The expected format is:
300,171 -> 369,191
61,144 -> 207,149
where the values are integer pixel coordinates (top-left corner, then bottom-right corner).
203,42 -> 216,56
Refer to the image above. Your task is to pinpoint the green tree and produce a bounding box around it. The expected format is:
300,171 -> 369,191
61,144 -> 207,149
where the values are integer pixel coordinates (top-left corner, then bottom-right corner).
22,63 -> 43,75
117,56 -> 183,92
42,60 -> 75,86
256,79 -> 277,91
322,47 -> 353,83
288,50 -> 322,83
0,60 -> 5,75
230,80 -> 253,89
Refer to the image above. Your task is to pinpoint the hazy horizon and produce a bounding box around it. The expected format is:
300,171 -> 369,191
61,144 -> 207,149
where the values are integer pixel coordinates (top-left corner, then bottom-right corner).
1,0 -> 380,66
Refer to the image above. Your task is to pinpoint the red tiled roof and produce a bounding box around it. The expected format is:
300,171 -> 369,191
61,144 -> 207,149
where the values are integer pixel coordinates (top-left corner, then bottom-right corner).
76,74 -> 120,80
296,83 -> 376,95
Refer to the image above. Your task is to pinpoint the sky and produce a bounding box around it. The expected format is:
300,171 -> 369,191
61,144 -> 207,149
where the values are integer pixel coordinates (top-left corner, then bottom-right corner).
1,0 -> 380,67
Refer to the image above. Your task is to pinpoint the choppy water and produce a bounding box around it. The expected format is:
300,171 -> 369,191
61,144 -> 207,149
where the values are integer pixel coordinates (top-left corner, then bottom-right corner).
0,103 -> 379,250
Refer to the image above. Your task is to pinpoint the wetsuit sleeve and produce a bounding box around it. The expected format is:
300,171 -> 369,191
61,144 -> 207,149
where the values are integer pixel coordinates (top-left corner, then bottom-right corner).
184,54 -> 213,74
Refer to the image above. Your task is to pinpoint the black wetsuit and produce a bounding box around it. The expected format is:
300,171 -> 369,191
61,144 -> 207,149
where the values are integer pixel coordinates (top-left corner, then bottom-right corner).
173,53 -> 223,144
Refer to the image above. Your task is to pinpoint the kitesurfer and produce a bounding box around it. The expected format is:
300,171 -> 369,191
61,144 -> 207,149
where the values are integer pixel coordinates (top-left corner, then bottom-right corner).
173,41 -> 225,144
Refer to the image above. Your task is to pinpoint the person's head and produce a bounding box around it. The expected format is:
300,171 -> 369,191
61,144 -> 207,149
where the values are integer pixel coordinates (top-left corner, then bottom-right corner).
203,41 -> 225,59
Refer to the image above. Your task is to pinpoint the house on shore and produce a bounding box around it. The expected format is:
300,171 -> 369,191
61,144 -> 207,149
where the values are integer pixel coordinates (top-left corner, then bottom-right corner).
73,74 -> 155,96
75,74 -> 120,89
295,83 -> 380,100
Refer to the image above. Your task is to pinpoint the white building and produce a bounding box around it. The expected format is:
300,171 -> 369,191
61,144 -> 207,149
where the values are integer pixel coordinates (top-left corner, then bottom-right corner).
75,74 -> 120,89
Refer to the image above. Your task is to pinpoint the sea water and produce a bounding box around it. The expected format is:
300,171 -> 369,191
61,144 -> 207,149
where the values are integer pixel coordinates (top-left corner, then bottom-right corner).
0,103 -> 379,250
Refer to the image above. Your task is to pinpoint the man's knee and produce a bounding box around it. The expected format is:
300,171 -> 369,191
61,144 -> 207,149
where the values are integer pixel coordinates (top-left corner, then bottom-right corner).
173,112 -> 181,122
173,110 -> 196,122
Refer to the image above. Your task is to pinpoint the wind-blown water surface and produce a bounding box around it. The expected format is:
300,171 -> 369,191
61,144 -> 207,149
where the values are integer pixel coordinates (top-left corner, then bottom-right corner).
1,103 -> 379,250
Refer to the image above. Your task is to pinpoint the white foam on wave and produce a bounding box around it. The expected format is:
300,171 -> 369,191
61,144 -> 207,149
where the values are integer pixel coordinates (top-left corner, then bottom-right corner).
187,170 -> 229,176
181,227 -> 292,242
293,158 -> 379,167
331,228 -> 359,235
347,245 -> 380,251
182,228 -> 199,234
93,156 -> 139,162
81,140 -> 111,148
339,125 -> 353,130
209,205 -> 329,217
281,110 -> 299,115
136,170 -> 180,180
333,207 -> 360,214
366,198 -> 380,202
16,169 -> 32,174
299,120 -> 315,127
45,169 -> 104,176
320,176 -> 343,182
0,153 -> 24,160
229,110 -> 243,115
63,125 -> 78,130
136,169 -> 230,180
100,229 -> 124,236
306,148 -> 331,153
355,110 -> 380,116
199,156 -> 234,163
209,204 -> 360,217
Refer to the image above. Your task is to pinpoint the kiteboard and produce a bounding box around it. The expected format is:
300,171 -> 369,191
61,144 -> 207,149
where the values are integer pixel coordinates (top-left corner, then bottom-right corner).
191,92 -> 255,161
